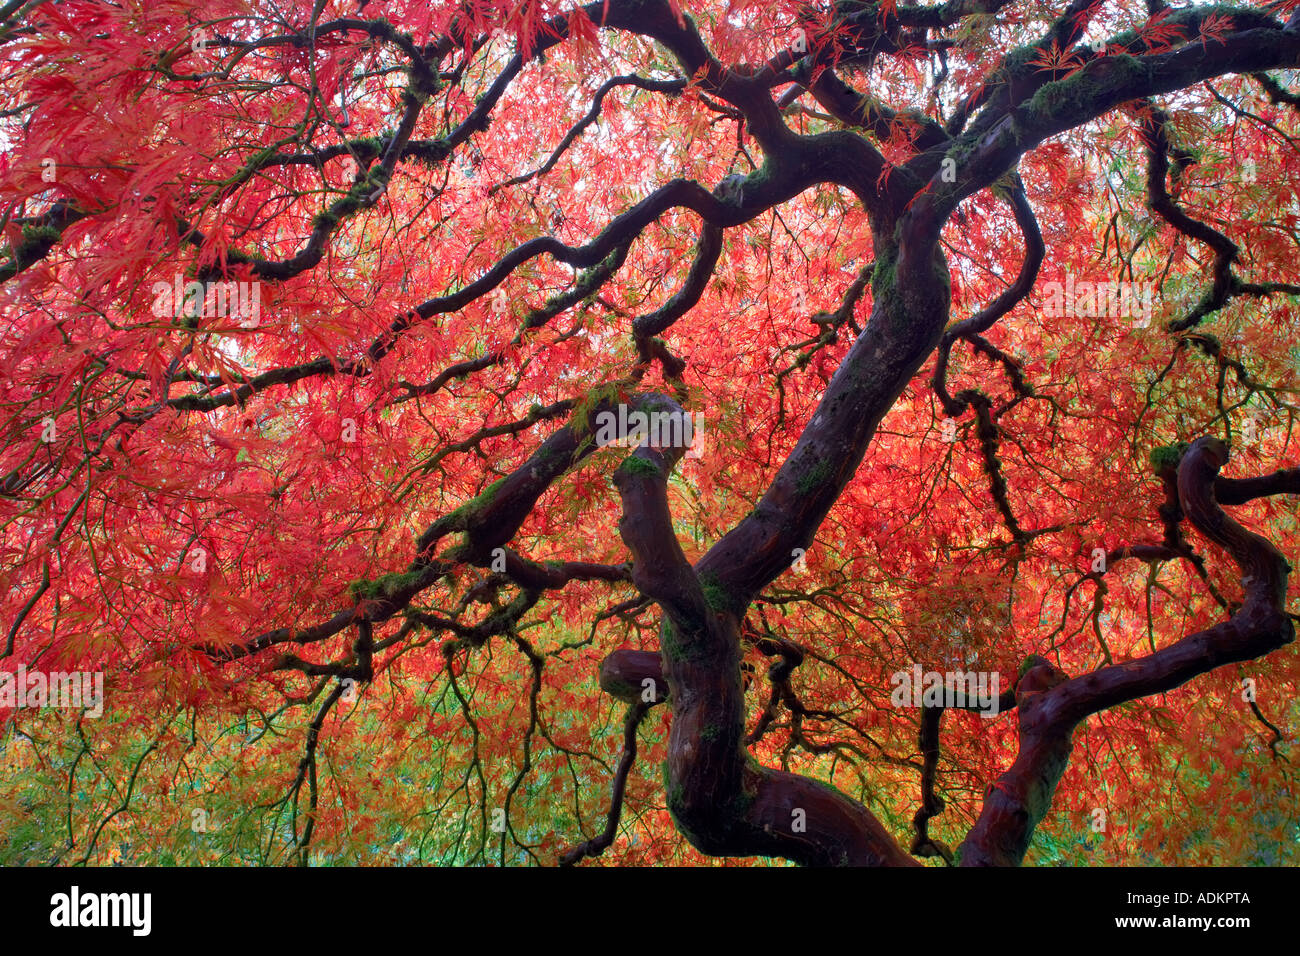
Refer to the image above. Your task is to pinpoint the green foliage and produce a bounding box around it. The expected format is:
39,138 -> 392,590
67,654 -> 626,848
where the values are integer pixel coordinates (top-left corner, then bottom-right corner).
618,454 -> 664,479
348,568 -> 425,601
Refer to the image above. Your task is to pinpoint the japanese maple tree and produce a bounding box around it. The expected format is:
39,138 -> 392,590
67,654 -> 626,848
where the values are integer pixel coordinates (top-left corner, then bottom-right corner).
2,0 -> 1299,866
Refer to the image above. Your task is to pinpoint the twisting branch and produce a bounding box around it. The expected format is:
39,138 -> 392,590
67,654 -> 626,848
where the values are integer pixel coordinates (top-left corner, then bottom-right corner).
909,10 -> 1300,245
212,392 -> 671,664
1142,104 -> 1242,332
960,437 -> 1294,865
744,632 -> 806,746
599,394 -> 918,866
932,180 -> 1043,416
558,701 -> 650,866
931,181 -> 1045,546
910,704 -> 952,863
631,222 -> 724,379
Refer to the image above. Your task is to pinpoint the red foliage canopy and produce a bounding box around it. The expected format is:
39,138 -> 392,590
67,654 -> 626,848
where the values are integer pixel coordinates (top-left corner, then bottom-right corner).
2,0 -> 1299,866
